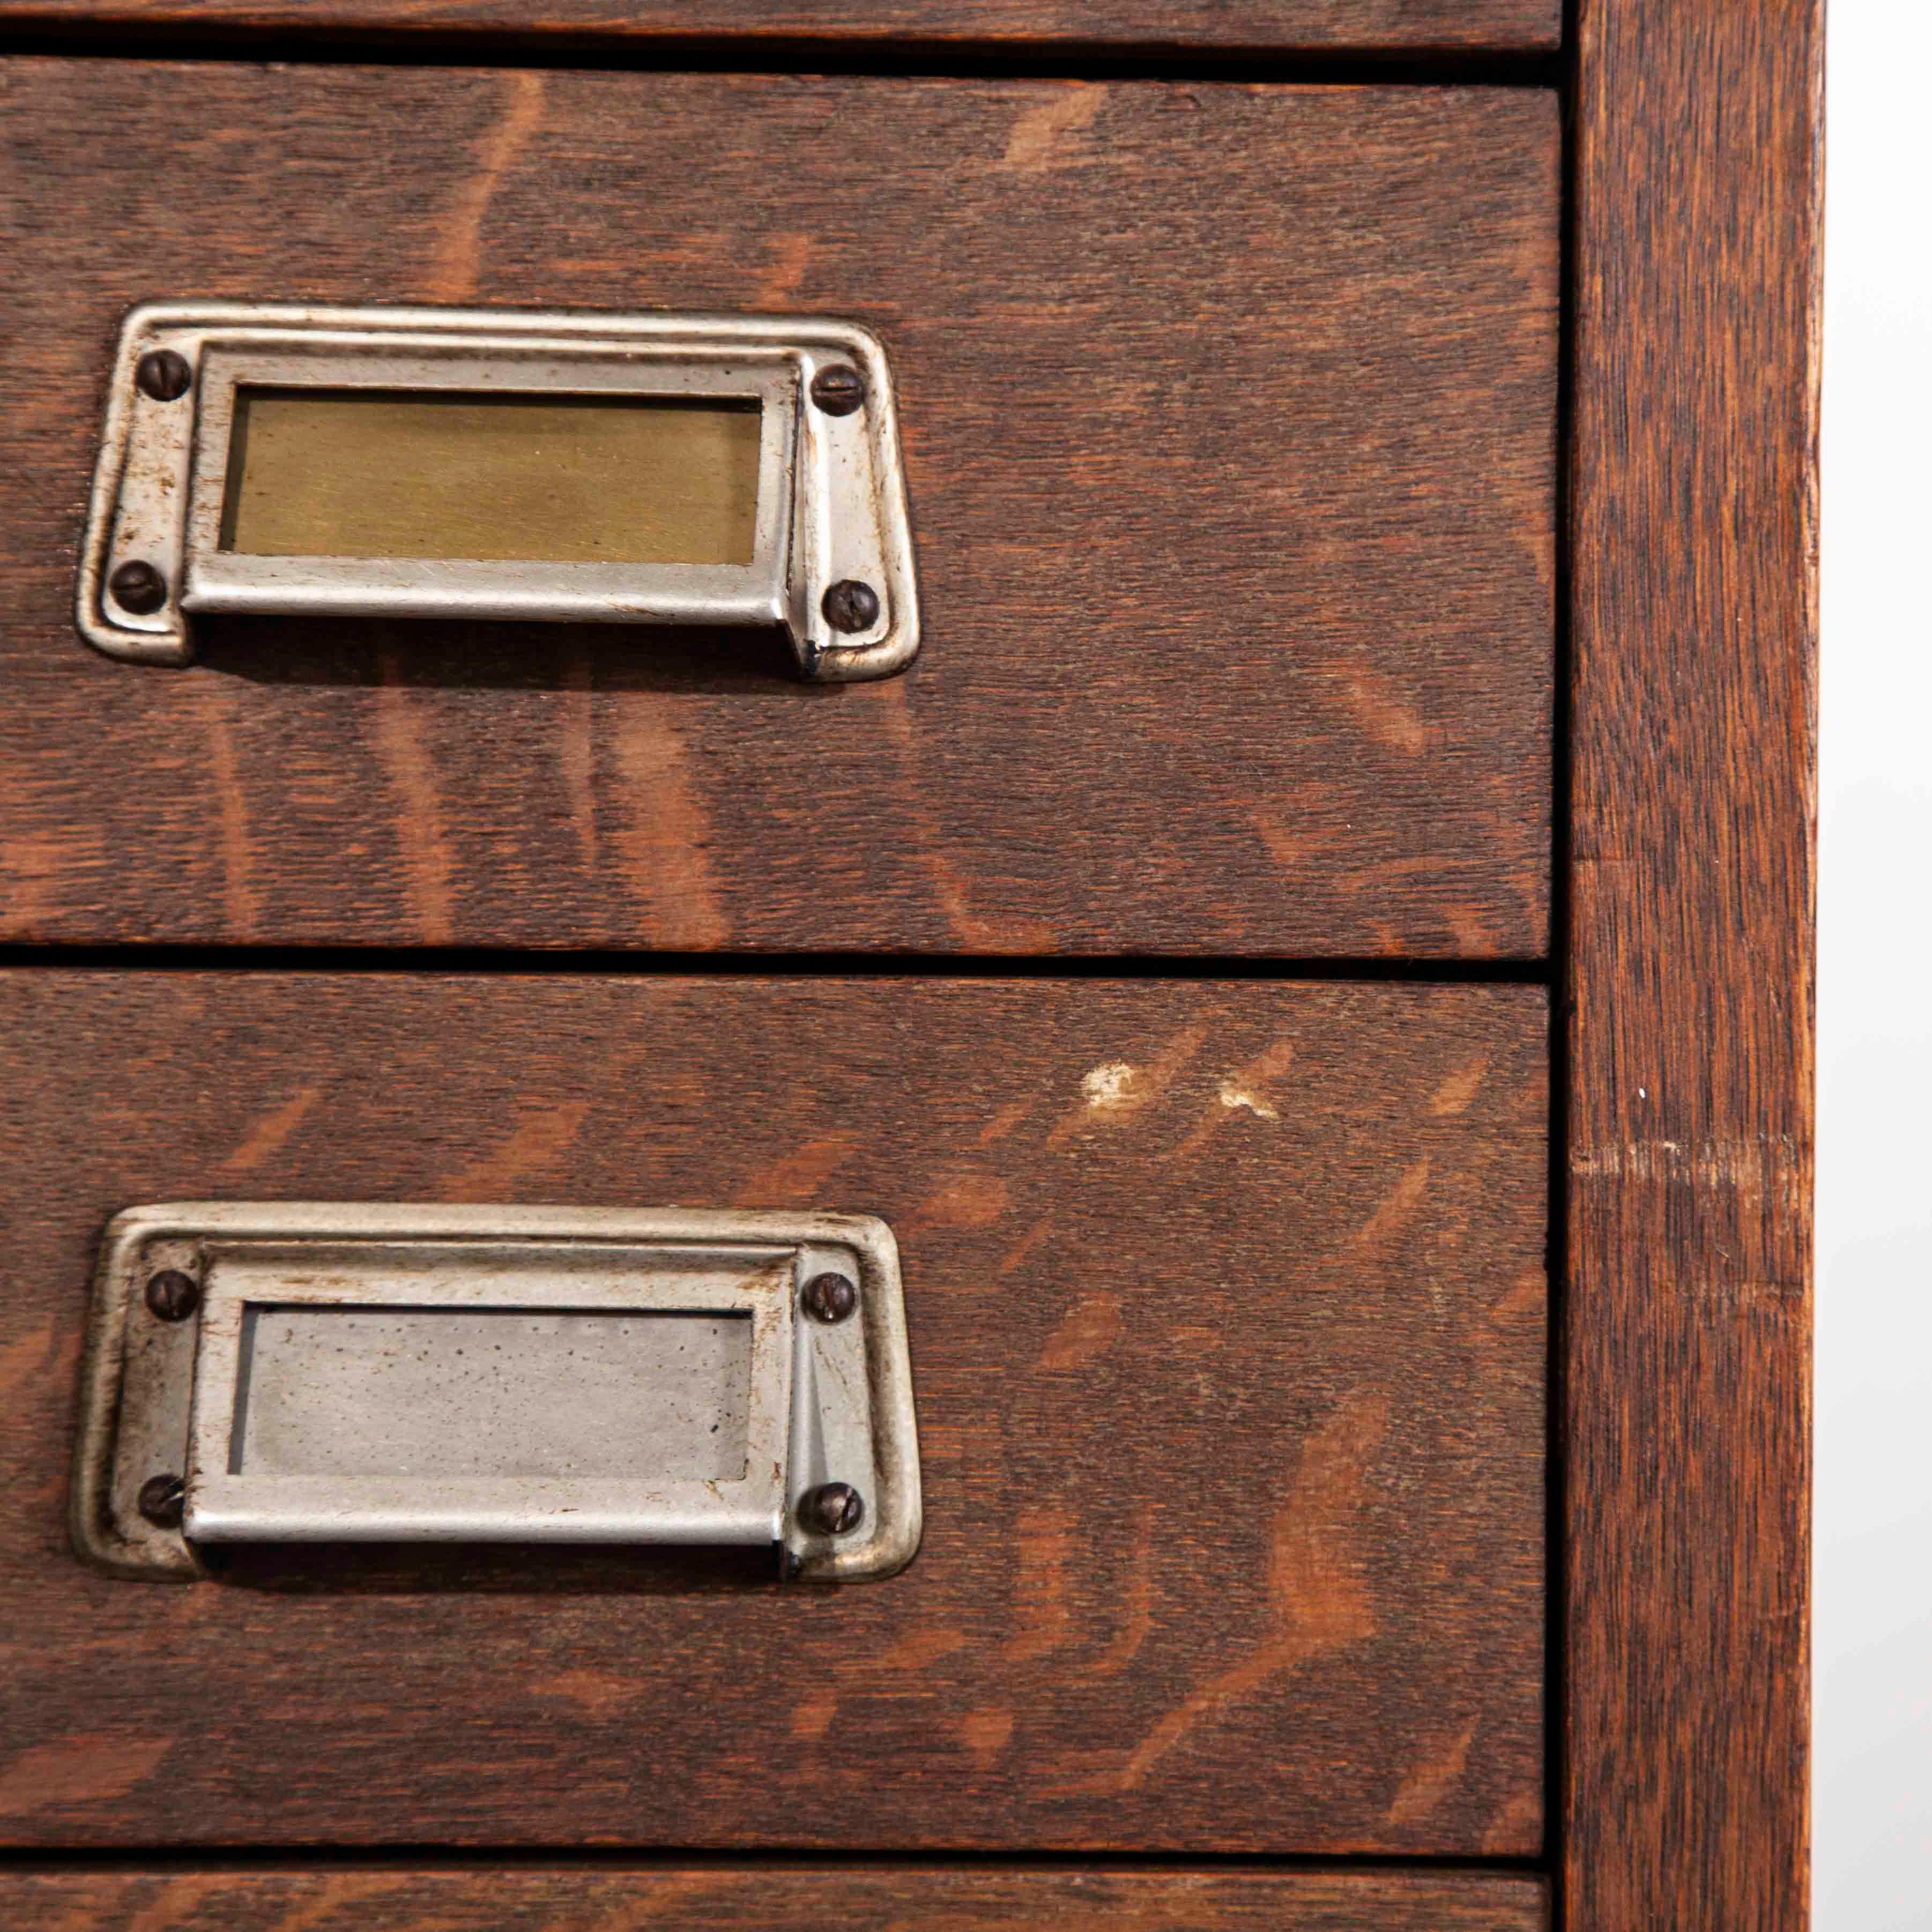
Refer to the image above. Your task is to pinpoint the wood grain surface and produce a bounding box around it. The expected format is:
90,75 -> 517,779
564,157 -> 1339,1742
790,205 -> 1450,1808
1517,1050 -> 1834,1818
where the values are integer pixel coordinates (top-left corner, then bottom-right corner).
0,1 -> 1562,55
0,63 -> 1557,957
4,1866 -> 1552,1930
1566,1 -> 1820,1926
0,971 -> 1547,1852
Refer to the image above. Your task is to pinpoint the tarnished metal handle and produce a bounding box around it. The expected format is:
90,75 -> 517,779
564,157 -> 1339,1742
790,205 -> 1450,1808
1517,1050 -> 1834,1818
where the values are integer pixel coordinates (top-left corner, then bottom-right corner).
72,1203 -> 922,1584
78,302 -> 921,683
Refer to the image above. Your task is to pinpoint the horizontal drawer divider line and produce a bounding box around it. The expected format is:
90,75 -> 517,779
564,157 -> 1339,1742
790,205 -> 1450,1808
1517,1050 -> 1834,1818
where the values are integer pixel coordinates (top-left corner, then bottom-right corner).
0,943 -> 1554,985
0,1848 -> 1550,1876
0,29 -> 1563,88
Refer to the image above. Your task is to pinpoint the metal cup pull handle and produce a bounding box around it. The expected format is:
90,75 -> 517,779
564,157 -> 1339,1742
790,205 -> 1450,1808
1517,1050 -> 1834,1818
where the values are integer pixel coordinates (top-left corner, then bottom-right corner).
72,1203 -> 922,1584
79,303 -> 921,683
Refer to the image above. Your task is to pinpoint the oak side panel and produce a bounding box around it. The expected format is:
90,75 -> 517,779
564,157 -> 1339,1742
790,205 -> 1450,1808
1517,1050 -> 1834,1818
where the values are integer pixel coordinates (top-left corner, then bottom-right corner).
0,64 -> 1557,957
0,1 -> 1562,54
1567,1 -> 1820,1925
4,1866 -> 1551,1930
0,972 -> 1547,1853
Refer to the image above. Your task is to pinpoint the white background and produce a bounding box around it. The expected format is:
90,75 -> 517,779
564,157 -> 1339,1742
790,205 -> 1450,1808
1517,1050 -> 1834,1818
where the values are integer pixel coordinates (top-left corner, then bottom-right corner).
1815,4 -> 1932,1926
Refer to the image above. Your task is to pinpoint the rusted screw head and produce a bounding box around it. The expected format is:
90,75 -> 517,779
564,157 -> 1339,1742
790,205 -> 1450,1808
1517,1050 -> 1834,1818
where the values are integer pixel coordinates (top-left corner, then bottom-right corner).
138,1474 -> 186,1528
809,364 -> 866,417
135,349 -> 193,402
108,560 -> 168,614
801,1270 -> 858,1324
144,1268 -> 200,1322
822,579 -> 880,635
799,1481 -> 865,1537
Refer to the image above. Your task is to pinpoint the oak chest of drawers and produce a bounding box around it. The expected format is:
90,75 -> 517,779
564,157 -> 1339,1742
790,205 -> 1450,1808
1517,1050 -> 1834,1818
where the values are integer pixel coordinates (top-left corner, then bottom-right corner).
0,4 -> 1817,1929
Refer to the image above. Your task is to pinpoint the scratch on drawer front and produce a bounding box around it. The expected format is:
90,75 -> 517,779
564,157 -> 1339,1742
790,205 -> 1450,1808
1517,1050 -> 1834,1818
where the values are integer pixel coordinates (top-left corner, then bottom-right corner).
1050,1026 -> 1208,1150
1167,1043 -> 1297,1163
433,70 -> 544,299
1081,1061 -> 1143,1112
1571,1135 -> 1804,1200
1217,1080 -> 1280,1121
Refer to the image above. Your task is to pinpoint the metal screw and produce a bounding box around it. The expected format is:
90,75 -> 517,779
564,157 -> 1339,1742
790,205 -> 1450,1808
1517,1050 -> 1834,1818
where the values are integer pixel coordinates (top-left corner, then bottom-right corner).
138,1474 -> 185,1528
135,349 -> 193,402
144,1268 -> 200,1322
822,580 -> 880,634
801,1270 -> 858,1324
809,364 -> 866,417
108,560 -> 168,614
799,1481 -> 865,1537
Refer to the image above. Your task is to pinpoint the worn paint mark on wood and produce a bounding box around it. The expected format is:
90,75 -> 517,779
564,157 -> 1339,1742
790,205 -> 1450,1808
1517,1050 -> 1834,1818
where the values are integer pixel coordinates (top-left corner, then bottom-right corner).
1171,1038 -> 1298,1161
1081,1062 -> 1144,1113
1571,1134 -> 1806,1202
1046,1025 -> 1207,1151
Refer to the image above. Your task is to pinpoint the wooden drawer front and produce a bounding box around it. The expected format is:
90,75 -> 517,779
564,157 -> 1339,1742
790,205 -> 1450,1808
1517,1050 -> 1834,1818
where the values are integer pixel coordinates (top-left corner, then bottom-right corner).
8,1868 -> 1552,1931
0,3 -> 1563,53
0,971 -> 1545,1854
1,63 -> 1556,957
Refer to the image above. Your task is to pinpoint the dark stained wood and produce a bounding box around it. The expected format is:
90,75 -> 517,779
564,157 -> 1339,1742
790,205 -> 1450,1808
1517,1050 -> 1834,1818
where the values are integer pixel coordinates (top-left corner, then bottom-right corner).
1565,1 -> 1820,1926
0,1 -> 1562,55
0,970 -> 1547,1852
5,1866 -> 1552,1930
0,65 -> 1557,957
